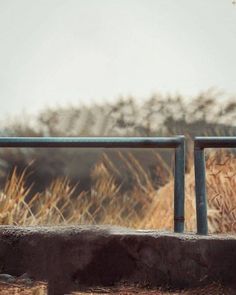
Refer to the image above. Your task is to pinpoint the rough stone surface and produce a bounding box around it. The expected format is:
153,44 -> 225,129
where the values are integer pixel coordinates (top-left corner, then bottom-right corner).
0,225 -> 235,295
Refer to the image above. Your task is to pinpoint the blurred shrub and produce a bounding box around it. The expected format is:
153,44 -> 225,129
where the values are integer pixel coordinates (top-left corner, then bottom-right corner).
0,89 -> 235,195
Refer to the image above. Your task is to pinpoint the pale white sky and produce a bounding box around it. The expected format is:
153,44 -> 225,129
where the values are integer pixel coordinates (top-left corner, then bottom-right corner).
0,0 -> 236,117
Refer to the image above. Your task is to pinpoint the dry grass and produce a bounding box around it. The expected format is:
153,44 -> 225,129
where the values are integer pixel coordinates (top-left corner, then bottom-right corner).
0,282 -> 46,295
0,151 -> 235,234
206,151 -> 236,233
0,282 -> 232,295
141,151 -> 236,233
72,283 -> 233,294
0,151 -> 166,228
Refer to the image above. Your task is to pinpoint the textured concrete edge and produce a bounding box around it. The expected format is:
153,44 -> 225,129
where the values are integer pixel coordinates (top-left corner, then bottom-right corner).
0,225 -> 235,239
0,225 -> 235,295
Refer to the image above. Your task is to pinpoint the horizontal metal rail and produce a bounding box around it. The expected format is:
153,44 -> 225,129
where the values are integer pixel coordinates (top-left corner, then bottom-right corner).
0,136 -> 185,233
194,136 -> 236,235
194,136 -> 236,148
0,136 -> 182,148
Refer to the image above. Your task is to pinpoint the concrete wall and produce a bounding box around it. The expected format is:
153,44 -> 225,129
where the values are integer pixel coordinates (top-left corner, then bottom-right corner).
0,226 -> 236,295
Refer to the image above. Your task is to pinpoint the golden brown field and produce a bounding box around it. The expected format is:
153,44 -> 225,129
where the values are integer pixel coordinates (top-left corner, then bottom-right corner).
0,150 -> 235,233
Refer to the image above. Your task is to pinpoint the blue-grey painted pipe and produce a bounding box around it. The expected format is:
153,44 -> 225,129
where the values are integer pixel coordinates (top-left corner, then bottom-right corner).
194,146 -> 208,235
0,136 -> 182,148
174,136 -> 185,233
195,137 -> 236,148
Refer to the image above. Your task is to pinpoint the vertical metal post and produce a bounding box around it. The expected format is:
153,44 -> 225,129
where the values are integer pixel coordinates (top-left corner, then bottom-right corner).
174,136 -> 185,233
194,147 -> 208,235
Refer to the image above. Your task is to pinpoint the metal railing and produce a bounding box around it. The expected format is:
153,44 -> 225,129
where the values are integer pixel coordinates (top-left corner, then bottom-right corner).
194,136 -> 236,235
0,136 -> 185,233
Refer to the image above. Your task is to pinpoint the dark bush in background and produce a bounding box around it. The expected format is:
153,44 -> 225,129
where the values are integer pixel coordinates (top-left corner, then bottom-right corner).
0,89 -> 235,195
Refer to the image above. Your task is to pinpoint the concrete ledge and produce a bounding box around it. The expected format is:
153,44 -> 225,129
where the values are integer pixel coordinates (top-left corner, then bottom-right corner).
0,225 -> 236,294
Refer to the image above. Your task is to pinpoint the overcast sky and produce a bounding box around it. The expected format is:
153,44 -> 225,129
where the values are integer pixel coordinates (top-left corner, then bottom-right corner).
0,0 -> 236,117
